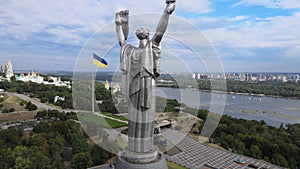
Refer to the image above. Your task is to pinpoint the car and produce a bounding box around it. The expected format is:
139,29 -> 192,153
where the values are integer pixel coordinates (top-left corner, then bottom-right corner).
248,163 -> 258,168
234,158 -> 246,165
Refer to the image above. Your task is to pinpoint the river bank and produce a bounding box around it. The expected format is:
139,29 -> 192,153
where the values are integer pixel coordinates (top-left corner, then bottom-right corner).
156,87 -> 300,127
174,86 -> 300,100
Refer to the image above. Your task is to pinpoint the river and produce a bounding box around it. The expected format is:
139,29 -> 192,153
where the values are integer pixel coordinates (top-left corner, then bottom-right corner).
156,87 -> 300,127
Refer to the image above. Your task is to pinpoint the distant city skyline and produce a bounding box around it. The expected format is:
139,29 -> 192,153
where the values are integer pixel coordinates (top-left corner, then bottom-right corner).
1,0 -> 300,72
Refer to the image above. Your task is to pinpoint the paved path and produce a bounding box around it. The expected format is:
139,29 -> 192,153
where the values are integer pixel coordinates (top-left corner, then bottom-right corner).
11,93 -> 64,111
162,130 -> 285,169
93,112 -> 128,124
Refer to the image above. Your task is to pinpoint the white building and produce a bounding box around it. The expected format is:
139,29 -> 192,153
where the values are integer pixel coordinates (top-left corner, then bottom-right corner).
104,80 -> 110,90
5,59 -> 14,80
15,71 -> 44,84
192,73 -> 196,79
295,74 -> 299,83
197,73 -> 201,79
54,96 -> 65,103
0,65 -> 5,73
258,74 -> 266,82
282,76 -> 288,83
15,72 -> 71,88
43,76 -> 71,88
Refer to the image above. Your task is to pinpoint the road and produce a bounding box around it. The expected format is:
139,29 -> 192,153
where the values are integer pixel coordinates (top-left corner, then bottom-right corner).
10,92 -> 127,124
11,93 -> 64,111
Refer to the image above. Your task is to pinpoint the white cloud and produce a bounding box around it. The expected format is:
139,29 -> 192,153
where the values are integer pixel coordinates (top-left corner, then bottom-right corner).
284,46 -> 300,58
233,0 -> 300,9
176,0 -> 212,13
226,16 -> 249,22
0,0 -> 299,72
0,0 -> 212,47
199,11 -> 300,49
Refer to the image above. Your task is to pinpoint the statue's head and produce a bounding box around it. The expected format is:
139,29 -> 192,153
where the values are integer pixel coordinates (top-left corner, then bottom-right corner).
135,28 -> 150,40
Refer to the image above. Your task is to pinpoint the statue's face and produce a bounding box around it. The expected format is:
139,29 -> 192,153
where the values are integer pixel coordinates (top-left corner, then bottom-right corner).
135,28 -> 150,40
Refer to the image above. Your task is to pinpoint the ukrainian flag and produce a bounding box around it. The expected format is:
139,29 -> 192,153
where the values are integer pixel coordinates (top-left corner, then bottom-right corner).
93,53 -> 108,68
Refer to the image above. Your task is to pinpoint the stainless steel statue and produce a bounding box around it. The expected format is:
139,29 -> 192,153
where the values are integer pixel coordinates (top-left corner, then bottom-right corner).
115,0 -> 175,168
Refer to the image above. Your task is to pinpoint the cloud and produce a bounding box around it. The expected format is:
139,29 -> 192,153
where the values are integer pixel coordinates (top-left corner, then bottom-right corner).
233,0 -> 300,9
0,0 -> 213,40
176,0 -> 212,14
284,46 -> 300,58
180,9 -> 300,72
0,0 -> 299,72
200,11 -> 300,48
226,16 -> 249,22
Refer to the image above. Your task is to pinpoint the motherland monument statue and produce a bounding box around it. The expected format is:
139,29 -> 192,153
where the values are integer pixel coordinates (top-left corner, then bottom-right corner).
114,0 -> 176,168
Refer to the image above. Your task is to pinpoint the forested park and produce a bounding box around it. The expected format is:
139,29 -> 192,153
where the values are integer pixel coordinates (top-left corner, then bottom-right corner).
1,79 -> 300,168
0,110 -> 115,169
193,108 -> 300,168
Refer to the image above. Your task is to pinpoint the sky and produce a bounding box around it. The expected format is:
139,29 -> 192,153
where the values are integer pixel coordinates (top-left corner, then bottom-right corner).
0,0 -> 300,73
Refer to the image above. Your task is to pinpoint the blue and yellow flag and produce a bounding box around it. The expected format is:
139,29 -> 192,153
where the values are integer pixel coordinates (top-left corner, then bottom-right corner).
93,53 -> 108,68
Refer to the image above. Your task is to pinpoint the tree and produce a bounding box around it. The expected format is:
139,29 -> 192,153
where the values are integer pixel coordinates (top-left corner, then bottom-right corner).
14,157 -> 31,169
272,154 -> 288,167
47,135 -> 65,168
33,121 -> 50,133
28,134 -> 49,155
49,121 -> 80,143
28,151 -> 51,169
70,152 -> 93,169
0,127 -> 23,148
49,135 -> 65,155
11,146 -> 28,158
50,152 -> 64,169
26,101 -> 37,111
0,148 -> 14,169
10,76 -> 16,82
248,145 -> 262,159
90,144 -> 113,165
71,134 -> 88,154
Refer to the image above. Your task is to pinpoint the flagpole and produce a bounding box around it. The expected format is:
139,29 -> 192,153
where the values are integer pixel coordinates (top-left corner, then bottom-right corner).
92,53 -> 108,113
92,67 -> 95,113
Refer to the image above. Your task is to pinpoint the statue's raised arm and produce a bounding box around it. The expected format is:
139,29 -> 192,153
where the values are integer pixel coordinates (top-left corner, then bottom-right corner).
152,0 -> 176,45
115,10 -> 129,46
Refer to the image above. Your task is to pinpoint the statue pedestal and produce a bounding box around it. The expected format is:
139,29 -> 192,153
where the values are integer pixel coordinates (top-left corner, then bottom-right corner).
115,146 -> 167,169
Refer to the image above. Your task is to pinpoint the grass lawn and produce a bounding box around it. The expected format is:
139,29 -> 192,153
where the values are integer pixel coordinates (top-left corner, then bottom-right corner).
166,160 -> 188,169
0,111 -> 38,122
101,112 -> 128,121
1,93 -> 26,111
78,112 -> 127,128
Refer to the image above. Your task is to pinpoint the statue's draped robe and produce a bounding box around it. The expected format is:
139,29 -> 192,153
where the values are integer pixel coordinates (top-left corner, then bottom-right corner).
120,40 -> 161,153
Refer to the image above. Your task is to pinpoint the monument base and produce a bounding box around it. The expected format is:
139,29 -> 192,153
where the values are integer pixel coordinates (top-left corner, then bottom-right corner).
115,147 -> 167,169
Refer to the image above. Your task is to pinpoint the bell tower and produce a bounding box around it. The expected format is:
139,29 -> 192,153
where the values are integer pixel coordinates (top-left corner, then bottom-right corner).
5,59 -> 14,80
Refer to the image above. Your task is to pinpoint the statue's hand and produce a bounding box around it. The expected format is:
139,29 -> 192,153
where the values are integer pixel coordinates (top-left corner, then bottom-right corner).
115,12 -> 122,26
121,10 -> 129,24
165,2 -> 175,14
115,10 -> 129,26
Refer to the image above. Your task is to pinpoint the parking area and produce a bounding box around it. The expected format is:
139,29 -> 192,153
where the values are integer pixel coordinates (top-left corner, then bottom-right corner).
162,130 -> 284,169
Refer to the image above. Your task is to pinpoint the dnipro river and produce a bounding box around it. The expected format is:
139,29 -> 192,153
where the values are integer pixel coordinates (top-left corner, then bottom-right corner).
156,87 -> 300,127
99,80 -> 300,127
